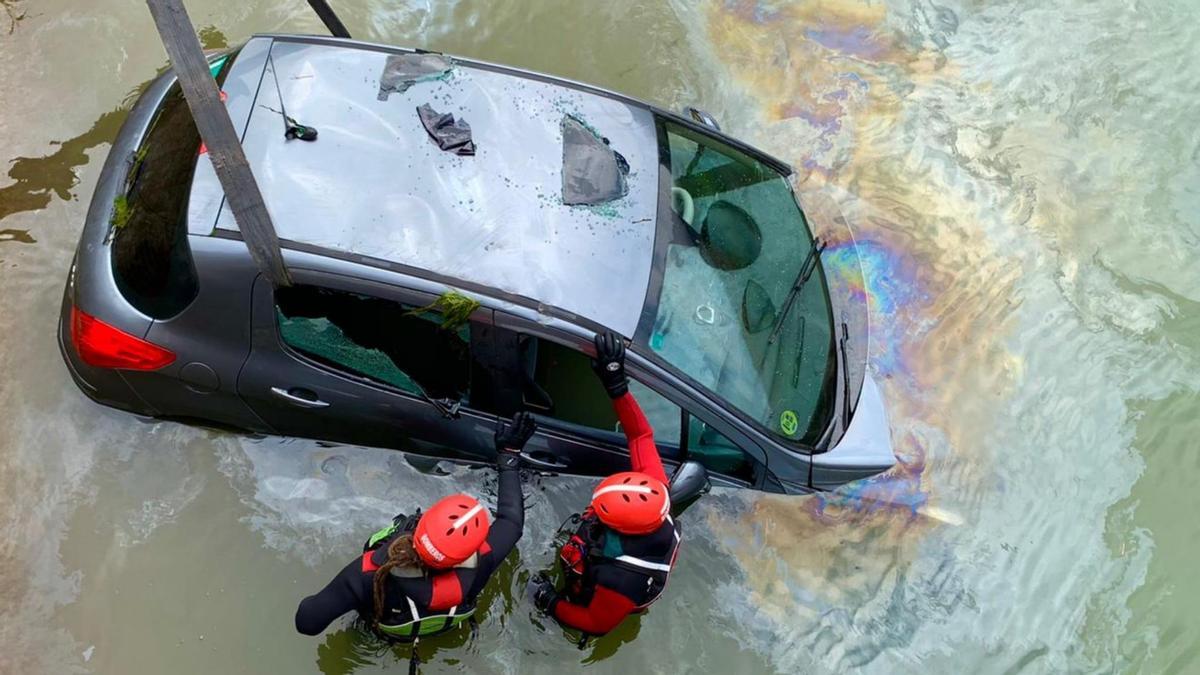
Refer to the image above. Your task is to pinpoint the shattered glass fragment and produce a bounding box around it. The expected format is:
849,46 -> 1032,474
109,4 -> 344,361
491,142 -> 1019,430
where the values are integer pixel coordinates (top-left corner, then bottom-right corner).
561,114 -> 629,205
378,53 -> 453,101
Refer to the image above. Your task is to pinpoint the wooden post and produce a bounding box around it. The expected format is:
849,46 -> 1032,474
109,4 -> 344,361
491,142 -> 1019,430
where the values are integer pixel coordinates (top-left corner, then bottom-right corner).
306,0 -> 352,38
145,0 -> 292,287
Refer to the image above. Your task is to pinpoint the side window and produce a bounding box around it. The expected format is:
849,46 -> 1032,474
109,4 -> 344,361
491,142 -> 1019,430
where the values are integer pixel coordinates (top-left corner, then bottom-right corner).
275,285 -> 472,402
521,337 -> 680,447
628,380 -> 681,443
518,333 -> 757,481
686,417 -> 754,483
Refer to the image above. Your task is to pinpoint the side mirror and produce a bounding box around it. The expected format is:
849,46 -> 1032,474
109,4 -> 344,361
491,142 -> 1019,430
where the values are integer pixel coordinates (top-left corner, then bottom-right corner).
682,106 -> 721,131
668,461 -> 711,516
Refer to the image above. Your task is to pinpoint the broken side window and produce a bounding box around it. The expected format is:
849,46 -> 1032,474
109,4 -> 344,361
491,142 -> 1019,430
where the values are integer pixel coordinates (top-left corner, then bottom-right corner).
378,53 -> 453,101
275,285 -> 472,401
561,114 -> 630,205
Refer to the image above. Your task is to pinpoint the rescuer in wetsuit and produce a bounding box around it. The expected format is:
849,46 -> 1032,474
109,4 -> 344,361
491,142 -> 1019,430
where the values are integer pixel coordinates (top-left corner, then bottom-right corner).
529,332 -> 682,637
294,412 -> 536,640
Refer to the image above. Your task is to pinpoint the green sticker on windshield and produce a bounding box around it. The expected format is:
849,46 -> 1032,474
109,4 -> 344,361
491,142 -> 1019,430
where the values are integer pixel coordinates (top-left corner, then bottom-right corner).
780,410 -> 799,436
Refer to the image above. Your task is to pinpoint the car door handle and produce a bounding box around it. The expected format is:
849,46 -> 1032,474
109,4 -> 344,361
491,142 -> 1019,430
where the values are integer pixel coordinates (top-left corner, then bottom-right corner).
520,451 -> 569,470
270,386 -> 330,409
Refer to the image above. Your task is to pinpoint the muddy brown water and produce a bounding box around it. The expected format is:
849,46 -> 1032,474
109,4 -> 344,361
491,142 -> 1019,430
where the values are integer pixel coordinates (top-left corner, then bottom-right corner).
2,1 -> 1198,673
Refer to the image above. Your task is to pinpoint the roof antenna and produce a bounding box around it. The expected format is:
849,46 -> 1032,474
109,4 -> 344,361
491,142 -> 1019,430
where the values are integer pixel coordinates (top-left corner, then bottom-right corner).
264,52 -> 318,141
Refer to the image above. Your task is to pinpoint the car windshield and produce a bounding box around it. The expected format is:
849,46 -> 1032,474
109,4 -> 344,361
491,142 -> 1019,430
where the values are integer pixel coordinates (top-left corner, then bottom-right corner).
644,120 -> 837,445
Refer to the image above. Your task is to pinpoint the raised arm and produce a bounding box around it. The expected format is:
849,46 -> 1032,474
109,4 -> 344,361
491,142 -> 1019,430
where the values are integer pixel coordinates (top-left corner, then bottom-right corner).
592,332 -> 668,484
479,412 -> 537,568
611,391 -> 667,484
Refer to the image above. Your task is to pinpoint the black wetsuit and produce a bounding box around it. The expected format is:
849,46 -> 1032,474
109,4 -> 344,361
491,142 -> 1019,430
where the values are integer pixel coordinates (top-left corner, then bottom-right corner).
294,459 -> 523,636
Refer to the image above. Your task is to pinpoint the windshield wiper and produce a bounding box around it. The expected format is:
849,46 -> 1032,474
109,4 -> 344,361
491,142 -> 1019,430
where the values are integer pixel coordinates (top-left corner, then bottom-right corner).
839,321 -> 851,428
765,237 -> 826,348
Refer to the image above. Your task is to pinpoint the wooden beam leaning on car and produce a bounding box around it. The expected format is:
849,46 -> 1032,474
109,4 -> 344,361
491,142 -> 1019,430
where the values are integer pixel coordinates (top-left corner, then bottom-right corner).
144,0 -> 292,287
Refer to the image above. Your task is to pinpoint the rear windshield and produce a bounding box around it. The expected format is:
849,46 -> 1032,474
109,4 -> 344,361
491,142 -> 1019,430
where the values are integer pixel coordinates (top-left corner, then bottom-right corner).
111,53 -> 235,319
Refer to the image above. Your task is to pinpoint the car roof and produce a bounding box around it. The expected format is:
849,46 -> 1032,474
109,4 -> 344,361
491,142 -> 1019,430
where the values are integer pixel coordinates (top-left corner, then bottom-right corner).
187,36 -> 659,335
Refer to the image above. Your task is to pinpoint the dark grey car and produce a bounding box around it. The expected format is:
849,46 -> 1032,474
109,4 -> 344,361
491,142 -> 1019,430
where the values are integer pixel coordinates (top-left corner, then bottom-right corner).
59,35 -> 894,494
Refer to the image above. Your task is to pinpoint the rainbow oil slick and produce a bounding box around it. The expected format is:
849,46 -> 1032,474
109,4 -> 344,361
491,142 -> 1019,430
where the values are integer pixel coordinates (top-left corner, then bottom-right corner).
679,0 -> 1200,670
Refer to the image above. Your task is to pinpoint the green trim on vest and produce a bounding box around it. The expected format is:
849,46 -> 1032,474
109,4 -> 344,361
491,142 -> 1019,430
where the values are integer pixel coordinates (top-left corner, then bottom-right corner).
366,522 -> 400,550
378,608 -> 474,638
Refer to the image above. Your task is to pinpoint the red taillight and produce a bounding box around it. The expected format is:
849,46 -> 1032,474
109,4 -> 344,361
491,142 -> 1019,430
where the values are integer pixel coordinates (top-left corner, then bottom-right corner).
70,306 -> 175,370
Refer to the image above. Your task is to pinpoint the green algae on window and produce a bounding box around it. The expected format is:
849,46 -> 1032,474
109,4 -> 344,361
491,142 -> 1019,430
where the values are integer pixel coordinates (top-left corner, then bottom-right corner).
111,194 -> 132,230
405,290 -> 479,336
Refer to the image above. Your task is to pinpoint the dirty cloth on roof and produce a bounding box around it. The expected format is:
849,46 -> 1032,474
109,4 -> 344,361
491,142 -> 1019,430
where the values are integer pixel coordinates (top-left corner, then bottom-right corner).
378,53 -> 453,100
561,114 -> 630,205
417,104 -> 476,156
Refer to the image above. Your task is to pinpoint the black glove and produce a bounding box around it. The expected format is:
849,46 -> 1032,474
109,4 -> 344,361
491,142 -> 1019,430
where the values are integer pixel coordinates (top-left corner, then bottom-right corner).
591,331 -> 628,398
528,573 -> 559,615
495,411 -> 537,466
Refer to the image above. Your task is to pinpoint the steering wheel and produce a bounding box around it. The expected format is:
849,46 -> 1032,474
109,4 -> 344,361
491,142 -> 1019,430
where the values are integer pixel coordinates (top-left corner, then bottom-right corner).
671,186 -> 695,226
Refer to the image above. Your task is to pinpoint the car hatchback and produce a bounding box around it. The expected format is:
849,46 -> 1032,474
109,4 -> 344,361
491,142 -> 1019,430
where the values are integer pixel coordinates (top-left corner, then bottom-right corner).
60,34 -> 895,494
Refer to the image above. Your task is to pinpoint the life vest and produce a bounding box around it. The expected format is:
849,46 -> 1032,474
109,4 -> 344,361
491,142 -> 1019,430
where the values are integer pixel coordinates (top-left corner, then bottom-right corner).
360,514 -> 489,640
559,511 -> 680,611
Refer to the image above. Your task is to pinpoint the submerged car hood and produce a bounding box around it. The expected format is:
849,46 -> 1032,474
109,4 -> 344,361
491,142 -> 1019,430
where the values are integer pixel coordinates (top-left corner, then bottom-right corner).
189,36 -> 659,335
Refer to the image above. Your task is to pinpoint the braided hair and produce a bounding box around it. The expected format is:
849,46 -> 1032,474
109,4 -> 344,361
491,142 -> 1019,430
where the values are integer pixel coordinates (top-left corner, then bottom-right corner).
372,534 -> 426,627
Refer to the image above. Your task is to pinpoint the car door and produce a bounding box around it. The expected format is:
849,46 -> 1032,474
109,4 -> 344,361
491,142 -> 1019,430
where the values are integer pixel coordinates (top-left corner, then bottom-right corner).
237,270 -> 505,462
495,314 -> 770,487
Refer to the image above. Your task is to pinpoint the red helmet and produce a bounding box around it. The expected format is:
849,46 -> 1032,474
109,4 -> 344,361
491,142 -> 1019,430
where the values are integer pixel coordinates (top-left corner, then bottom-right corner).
590,472 -> 670,535
414,494 -> 490,569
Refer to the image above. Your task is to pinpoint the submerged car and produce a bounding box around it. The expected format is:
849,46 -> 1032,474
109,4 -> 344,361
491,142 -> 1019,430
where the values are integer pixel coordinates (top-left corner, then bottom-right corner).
59,34 -> 894,493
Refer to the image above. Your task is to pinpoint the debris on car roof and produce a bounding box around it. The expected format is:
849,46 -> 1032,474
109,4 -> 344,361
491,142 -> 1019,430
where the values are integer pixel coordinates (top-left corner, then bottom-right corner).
416,103 -> 476,156
561,114 -> 630,206
378,53 -> 454,100
198,38 -> 660,335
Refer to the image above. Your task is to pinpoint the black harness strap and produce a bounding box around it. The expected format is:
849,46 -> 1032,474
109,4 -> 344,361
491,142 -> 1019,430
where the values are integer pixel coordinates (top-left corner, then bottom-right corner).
408,637 -> 420,675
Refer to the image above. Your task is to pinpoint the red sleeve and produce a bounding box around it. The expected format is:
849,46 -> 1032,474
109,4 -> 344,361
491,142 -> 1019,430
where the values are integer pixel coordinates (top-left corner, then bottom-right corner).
552,585 -> 637,636
612,392 -> 668,484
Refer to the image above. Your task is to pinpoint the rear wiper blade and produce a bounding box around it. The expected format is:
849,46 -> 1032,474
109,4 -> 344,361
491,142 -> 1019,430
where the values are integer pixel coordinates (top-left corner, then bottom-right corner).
766,237 -> 826,348
265,52 -> 318,141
